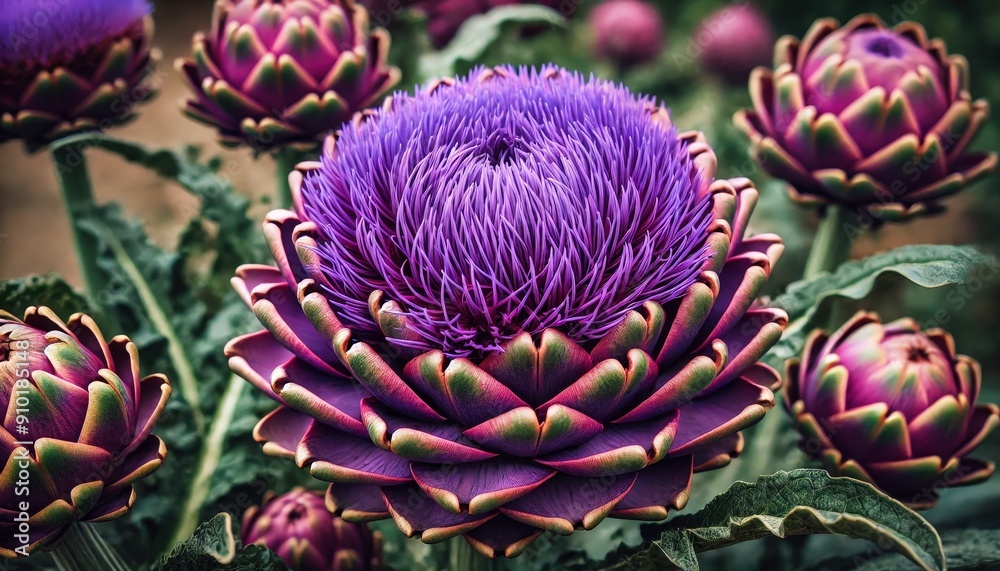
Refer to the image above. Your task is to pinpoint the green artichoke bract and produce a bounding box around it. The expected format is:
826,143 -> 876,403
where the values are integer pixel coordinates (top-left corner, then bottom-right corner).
178,0 -> 400,153
242,488 -> 382,570
0,307 -> 171,557
785,311 -> 999,508
735,14 -> 997,221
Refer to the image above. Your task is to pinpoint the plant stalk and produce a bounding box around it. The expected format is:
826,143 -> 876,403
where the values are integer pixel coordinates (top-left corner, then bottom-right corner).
450,537 -> 500,571
103,230 -> 206,435
274,147 -> 305,209
803,206 -> 855,280
52,143 -> 105,302
166,373 -> 246,550
50,523 -> 131,571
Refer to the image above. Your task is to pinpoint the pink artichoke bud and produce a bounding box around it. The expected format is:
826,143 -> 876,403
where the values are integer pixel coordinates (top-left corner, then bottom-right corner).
695,3 -> 774,83
0,0 -> 157,151
785,312 -> 999,508
242,488 -> 382,571
178,0 -> 401,153
736,14 -> 996,221
589,0 -> 664,68
0,307 -> 171,556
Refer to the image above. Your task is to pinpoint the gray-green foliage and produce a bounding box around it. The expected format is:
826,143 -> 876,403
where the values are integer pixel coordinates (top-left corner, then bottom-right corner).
768,245 -> 993,367
597,470 -> 945,571
151,513 -> 289,571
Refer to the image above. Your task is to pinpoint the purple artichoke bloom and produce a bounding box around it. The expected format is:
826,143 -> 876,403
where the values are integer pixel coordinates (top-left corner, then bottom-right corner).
0,307 -> 171,557
226,65 -> 787,557
735,14 -> 997,221
242,488 -> 382,571
0,0 -> 156,151
785,312 -> 999,508
695,3 -> 774,84
178,0 -> 400,153
589,0 -> 664,69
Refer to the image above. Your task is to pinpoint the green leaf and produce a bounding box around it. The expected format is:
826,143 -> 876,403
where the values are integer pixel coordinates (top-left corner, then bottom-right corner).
768,245 -> 994,366
0,274 -> 93,318
95,221 -> 207,434
169,372 -> 248,549
417,5 -> 566,82
815,529 -> 1000,571
151,513 -> 289,571
597,469 -> 945,571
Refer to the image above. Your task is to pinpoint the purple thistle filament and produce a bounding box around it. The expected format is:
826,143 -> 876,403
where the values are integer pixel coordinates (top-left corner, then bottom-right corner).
302,66 -> 713,357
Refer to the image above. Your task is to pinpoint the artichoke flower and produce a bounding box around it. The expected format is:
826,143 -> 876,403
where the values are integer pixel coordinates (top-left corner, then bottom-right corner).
178,0 -> 400,153
0,307 -> 171,557
589,0 -> 664,69
735,14 -> 997,221
227,66 -> 787,557
0,0 -> 157,151
785,312 -> 999,508
242,488 -> 382,571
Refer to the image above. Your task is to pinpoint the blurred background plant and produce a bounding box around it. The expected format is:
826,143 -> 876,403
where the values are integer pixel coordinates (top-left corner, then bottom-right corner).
1,0 -> 998,569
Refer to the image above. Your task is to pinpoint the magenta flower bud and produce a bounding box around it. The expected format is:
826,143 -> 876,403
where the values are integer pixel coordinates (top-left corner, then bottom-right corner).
736,14 -> 997,221
226,65 -> 787,557
0,0 -> 157,151
0,307 -> 171,557
178,0 -> 401,153
242,488 -> 382,571
695,3 -> 774,84
785,312 -> 999,508
589,0 -> 664,68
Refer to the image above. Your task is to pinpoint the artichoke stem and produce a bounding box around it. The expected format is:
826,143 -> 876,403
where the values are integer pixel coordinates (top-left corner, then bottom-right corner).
274,147 -> 307,209
450,537 -> 500,571
50,523 -> 131,571
52,142 -> 107,303
803,205 -> 855,280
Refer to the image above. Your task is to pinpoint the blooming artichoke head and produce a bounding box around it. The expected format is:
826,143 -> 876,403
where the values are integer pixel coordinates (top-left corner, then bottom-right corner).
227,65 -> 787,557
0,307 -> 171,557
0,0 -> 156,151
178,0 -> 400,153
735,14 -> 997,221
785,312 -> 999,508
589,0 -> 664,69
242,487 -> 382,570
695,3 -> 774,84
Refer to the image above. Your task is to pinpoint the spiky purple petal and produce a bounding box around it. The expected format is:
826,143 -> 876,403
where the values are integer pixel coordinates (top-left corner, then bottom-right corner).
304,66 -> 713,357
